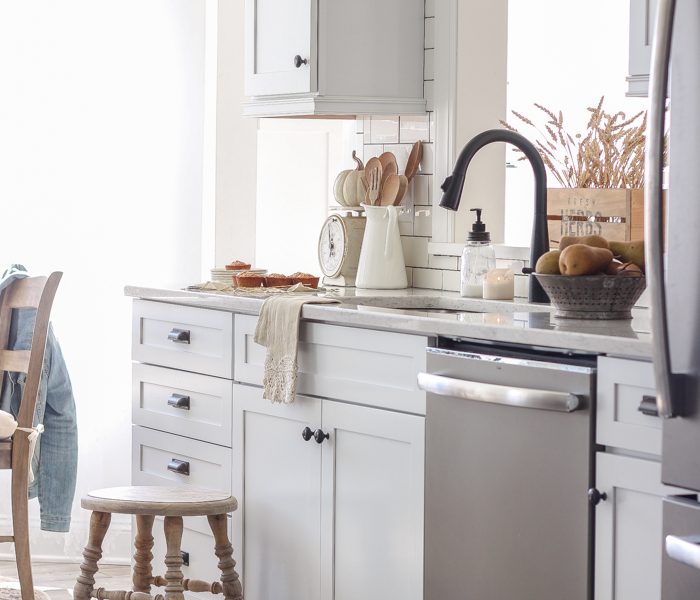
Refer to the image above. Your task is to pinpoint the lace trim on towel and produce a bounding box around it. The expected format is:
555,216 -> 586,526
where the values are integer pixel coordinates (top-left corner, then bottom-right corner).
262,354 -> 298,404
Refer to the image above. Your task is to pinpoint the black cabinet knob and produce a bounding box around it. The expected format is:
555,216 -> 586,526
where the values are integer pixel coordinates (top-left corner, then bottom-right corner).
588,488 -> 608,506
302,426 -> 314,442
180,550 -> 190,566
294,55 -> 308,68
313,429 -> 330,444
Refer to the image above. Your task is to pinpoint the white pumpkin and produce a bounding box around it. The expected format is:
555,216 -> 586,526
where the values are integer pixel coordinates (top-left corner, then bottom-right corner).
333,151 -> 366,206
0,410 -> 17,440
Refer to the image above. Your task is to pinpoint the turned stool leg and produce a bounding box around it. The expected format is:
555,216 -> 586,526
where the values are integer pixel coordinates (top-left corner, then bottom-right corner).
163,516 -> 185,600
207,514 -> 243,600
74,511 -> 112,600
133,515 -> 155,592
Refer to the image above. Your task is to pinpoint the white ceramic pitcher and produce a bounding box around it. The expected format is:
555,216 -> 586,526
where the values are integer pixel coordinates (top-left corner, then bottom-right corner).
356,204 -> 408,289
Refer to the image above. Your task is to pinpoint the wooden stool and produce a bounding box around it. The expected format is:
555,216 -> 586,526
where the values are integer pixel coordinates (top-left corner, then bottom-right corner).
74,486 -> 243,600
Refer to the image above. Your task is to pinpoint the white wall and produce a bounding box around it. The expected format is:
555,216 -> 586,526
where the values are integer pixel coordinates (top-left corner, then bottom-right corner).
505,0 -> 648,247
0,1 -> 207,562
453,0 -> 508,244
214,0 -> 258,269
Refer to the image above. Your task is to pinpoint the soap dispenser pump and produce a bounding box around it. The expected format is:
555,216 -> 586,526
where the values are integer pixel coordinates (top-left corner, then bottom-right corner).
461,208 -> 496,297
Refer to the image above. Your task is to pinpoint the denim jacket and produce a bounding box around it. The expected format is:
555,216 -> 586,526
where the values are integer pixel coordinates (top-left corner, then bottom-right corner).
0,266 -> 77,532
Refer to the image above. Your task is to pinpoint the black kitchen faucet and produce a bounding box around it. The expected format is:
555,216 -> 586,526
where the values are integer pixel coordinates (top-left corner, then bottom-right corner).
439,129 -> 550,303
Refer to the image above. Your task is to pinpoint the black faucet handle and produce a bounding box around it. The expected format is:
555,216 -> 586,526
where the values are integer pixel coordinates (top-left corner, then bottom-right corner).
440,175 -> 453,192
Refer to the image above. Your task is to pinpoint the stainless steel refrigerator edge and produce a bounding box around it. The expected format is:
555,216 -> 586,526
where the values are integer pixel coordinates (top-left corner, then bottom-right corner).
646,0 -> 700,596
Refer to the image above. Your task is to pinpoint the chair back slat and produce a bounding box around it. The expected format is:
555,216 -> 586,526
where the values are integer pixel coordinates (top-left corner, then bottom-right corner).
3,277 -> 47,309
0,273 -> 63,429
0,349 -> 31,373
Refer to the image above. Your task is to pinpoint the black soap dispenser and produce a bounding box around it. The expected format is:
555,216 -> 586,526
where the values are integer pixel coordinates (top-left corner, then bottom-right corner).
461,208 -> 496,297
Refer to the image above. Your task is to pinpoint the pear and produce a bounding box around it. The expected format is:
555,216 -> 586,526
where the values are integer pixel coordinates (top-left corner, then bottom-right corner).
535,250 -> 562,275
559,235 -> 610,251
617,262 -> 643,277
608,240 -> 645,271
559,244 -> 614,276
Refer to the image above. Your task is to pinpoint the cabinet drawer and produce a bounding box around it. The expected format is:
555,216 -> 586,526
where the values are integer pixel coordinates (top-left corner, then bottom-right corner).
148,516 -> 235,600
132,364 -> 233,448
597,356 -> 661,455
132,427 -> 232,533
234,314 -> 428,414
132,300 -> 233,378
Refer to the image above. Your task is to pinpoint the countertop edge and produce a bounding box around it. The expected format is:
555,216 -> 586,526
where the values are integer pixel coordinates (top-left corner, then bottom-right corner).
124,286 -> 653,360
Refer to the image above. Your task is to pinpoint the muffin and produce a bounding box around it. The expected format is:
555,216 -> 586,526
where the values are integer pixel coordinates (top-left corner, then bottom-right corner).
225,260 -> 252,271
290,272 -> 320,288
235,271 -> 265,287
264,273 -> 293,287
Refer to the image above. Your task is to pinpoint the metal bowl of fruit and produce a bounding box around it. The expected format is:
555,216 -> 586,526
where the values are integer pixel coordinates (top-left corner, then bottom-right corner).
534,237 -> 646,319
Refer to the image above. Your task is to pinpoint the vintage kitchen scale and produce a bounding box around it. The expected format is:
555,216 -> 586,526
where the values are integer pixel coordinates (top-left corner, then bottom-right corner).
318,206 -> 366,287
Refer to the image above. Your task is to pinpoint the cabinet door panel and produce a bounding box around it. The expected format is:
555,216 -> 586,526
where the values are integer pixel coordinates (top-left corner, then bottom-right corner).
233,384 -> 322,600
244,0 -> 316,96
595,452 -> 689,600
321,401 -> 424,600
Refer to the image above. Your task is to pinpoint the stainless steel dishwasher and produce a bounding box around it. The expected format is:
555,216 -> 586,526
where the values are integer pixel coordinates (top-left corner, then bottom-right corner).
419,339 -> 596,600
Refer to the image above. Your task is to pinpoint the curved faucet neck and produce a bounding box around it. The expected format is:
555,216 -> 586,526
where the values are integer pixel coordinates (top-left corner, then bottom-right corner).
439,129 -> 550,303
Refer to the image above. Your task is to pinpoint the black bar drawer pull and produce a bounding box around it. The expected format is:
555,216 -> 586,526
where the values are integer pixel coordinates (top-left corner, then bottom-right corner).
180,550 -> 190,566
167,393 -> 191,410
638,395 -> 659,417
167,459 -> 190,476
168,328 -> 191,344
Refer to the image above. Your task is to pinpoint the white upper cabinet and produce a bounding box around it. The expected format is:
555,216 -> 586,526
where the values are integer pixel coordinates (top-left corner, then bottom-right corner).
627,0 -> 659,97
245,0 -> 317,97
243,0 -> 427,117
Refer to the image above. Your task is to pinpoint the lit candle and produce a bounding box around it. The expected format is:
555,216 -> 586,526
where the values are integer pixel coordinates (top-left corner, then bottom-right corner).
483,268 -> 514,300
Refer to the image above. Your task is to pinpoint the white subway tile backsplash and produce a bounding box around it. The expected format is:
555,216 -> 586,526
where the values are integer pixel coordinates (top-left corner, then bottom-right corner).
409,174 -> 431,205
425,0 -> 435,18
356,117 -> 364,134
405,267 -> 413,287
399,115 -> 430,144
398,200 -> 415,236
413,268 -> 442,290
399,219 -> 414,236
428,254 -> 458,270
424,49 -> 434,80
363,144 -> 384,162
424,17 -> 435,49
414,206 -> 432,237
401,236 -> 429,268
370,116 -> 399,144
442,269 -> 461,292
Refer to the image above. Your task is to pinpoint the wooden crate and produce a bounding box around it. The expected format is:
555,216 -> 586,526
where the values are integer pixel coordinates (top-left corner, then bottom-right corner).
547,188 -> 636,248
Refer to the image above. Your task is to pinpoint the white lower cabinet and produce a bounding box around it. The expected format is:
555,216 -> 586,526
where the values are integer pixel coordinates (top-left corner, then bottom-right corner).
233,383 -> 425,600
594,452 -> 689,600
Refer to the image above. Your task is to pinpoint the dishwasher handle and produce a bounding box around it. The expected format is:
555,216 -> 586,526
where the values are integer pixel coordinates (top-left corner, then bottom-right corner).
417,372 -> 581,413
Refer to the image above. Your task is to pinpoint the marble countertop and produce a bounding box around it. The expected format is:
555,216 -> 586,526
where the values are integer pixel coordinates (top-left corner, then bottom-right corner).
124,285 -> 653,359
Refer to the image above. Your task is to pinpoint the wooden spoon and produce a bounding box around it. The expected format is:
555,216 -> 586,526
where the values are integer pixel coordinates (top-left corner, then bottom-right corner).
404,141 -> 423,181
378,151 -> 398,175
363,157 -> 383,205
380,159 -> 398,189
380,174 -> 401,206
393,175 -> 409,206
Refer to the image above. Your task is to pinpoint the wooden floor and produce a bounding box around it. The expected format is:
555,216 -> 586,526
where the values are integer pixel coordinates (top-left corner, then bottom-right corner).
0,561 -> 132,600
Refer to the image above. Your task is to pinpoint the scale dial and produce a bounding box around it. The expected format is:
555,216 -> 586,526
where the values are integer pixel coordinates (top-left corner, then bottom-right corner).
318,215 -> 348,278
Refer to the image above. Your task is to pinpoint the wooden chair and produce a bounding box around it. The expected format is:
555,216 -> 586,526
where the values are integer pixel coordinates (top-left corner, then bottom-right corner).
0,272 -> 62,600
75,486 -> 243,600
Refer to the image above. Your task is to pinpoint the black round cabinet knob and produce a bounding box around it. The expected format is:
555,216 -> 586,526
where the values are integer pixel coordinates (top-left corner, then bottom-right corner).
588,488 -> 608,506
301,426 -> 314,442
294,55 -> 308,68
313,429 -> 330,444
